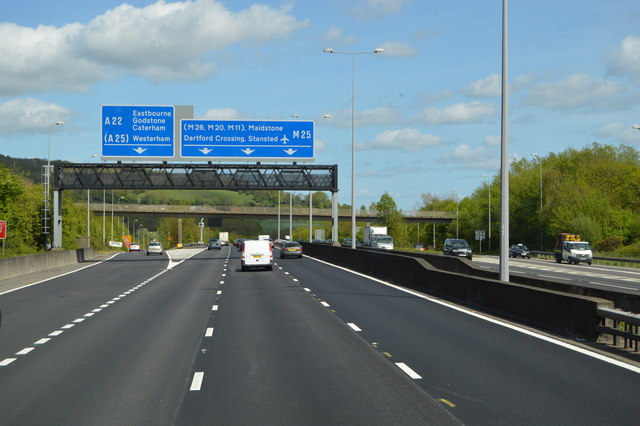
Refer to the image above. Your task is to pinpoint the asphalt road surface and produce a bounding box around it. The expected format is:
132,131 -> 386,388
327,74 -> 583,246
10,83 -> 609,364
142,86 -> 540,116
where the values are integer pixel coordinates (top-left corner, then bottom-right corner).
1,247 -> 640,425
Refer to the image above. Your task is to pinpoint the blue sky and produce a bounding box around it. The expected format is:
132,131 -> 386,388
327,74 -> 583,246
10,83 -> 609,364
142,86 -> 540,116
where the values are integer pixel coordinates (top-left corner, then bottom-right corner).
1,0 -> 639,210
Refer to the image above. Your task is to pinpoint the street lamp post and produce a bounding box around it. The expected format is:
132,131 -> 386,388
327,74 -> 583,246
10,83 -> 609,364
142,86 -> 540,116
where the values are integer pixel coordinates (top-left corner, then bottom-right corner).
43,121 -> 64,250
531,153 -> 542,250
323,47 -> 384,249
483,175 -> 492,252
452,190 -> 459,238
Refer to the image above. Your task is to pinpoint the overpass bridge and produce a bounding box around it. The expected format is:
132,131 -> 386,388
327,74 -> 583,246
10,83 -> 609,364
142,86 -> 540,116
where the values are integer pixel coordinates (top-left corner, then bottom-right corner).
90,204 -> 455,224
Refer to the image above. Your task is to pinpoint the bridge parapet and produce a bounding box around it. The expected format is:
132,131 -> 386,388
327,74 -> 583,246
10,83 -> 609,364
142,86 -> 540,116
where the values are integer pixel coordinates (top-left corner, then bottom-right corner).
89,204 -> 455,223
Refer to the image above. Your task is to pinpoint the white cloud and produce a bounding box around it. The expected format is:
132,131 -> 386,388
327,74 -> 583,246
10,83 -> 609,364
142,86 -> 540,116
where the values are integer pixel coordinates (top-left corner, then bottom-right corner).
328,107 -> 401,128
203,108 -> 244,119
369,128 -> 443,152
352,0 -> 410,19
0,98 -> 72,135
461,73 -> 501,98
415,101 -> 497,124
483,134 -> 501,146
378,41 -> 416,57
323,26 -> 356,44
608,35 -> 640,84
523,73 -> 626,110
0,0 -> 308,95
440,143 -> 498,169
595,122 -> 640,145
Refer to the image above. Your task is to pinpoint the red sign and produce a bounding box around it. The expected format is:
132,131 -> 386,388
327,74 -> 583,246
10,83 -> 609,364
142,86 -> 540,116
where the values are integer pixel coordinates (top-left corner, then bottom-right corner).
0,220 -> 6,239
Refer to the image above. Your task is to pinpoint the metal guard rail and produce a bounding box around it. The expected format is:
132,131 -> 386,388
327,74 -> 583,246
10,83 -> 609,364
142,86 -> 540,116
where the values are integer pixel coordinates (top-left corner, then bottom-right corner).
530,251 -> 640,268
596,308 -> 640,352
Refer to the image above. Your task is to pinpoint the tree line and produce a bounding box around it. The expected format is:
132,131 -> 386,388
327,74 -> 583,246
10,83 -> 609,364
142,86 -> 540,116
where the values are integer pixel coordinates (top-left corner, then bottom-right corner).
1,143 -> 639,258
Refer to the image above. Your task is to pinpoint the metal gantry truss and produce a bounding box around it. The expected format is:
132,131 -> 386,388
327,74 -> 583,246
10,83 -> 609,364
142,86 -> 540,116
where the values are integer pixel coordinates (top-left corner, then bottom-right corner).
49,162 -> 340,250
53,163 -> 338,192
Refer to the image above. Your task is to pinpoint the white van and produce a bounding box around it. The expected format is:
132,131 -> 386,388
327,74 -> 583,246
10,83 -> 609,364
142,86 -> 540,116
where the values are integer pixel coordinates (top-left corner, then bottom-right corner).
241,240 -> 273,271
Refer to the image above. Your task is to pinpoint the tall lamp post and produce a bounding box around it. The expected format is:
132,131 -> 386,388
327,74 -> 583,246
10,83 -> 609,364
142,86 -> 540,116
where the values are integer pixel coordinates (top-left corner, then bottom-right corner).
452,190 -> 459,238
44,121 -> 64,250
531,153 -> 542,250
483,174 -> 491,252
323,47 -> 384,249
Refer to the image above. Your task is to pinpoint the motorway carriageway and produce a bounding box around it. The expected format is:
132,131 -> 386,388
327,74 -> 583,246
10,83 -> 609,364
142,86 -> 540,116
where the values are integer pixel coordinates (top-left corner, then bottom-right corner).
0,246 -> 639,425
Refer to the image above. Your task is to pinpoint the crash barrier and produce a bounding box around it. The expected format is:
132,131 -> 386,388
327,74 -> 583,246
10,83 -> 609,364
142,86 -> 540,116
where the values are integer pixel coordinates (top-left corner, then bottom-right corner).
531,251 -> 640,268
301,243 -> 612,340
0,248 -> 98,281
380,248 -> 640,314
596,308 -> 640,352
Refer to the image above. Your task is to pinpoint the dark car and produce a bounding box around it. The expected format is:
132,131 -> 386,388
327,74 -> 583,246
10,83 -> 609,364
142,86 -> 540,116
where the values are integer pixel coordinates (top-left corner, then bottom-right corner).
413,243 -> 425,251
207,238 -> 221,250
509,244 -> 531,258
280,241 -> 303,259
443,238 -> 472,260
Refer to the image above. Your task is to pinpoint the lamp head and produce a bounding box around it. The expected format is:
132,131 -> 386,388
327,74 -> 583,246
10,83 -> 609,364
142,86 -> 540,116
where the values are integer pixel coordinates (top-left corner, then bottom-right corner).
56,121 -> 64,125
323,48 -> 333,53
374,48 -> 384,53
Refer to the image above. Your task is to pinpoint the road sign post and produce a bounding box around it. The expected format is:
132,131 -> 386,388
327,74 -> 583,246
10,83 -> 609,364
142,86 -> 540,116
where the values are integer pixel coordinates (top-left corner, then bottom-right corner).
475,229 -> 486,252
181,119 -> 314,161
0,220 -> 6,256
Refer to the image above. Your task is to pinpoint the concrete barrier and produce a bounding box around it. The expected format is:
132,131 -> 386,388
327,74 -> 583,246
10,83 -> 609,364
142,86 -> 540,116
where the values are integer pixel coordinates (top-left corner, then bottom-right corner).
0,248 -> 99,280
390,249 -> 640,314
302,243 -> 612,340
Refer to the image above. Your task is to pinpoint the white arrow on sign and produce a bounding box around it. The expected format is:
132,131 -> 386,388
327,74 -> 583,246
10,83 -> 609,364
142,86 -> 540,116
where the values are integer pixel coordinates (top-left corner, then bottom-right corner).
283,149 -> 297,155
241,148 -> 255,155
199,148 -> 213,155
133,147 -> 147,154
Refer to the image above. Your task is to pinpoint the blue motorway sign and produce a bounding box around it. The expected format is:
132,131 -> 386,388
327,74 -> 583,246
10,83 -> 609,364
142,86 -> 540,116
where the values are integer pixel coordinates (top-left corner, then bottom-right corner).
180,119 -> 314,161
102,105 -> 175,158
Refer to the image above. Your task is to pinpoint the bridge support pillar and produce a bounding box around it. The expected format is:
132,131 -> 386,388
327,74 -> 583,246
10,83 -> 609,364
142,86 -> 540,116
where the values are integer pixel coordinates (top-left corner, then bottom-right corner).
53,189 -> 63,249
331,191 -> 338,243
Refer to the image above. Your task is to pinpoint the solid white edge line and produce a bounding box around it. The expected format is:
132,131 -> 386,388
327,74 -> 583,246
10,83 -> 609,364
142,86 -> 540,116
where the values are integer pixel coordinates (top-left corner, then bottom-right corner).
306,255 -> 640,374
0,252 -> 121,296
347,323 -> 362,332
190,372 -> 204,391
205,327 -> 214,337
396,362 -> 422,379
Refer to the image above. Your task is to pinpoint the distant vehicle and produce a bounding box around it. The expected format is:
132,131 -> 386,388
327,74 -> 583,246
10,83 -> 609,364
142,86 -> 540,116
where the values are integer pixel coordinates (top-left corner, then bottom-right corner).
443,238 -> 472,260
280,241 -> 303,259
341,238 -> 362,247
147,241 -> 163,255
241,240 -> 273,271
207,238 -> 221,250
363,226 -> 394,250
219,232 -> 229,246
129,242 -> 141,252
234,238 -> 244,247
509,244 -> 531,258
413,243 -> 425,251
554,233 -> 592,265
258,235 -> 270,241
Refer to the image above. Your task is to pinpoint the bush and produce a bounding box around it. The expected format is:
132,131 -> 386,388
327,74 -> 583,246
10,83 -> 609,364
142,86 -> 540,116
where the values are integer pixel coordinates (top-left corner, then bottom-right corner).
593,236 -> 624,252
